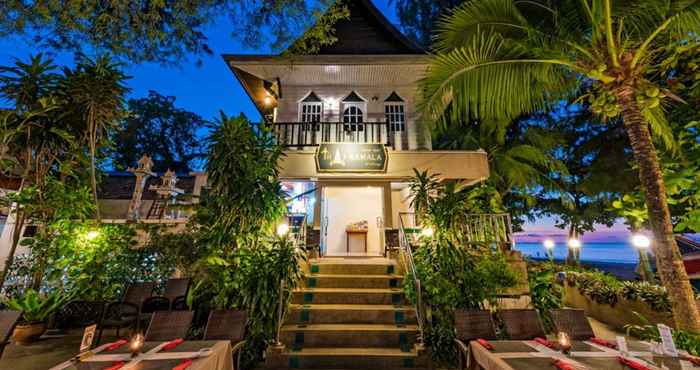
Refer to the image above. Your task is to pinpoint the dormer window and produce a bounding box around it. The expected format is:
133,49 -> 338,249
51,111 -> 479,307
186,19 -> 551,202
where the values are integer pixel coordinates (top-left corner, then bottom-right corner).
384,92 -> 405,132
342,91 -> 366,132
300,92 -> 323,129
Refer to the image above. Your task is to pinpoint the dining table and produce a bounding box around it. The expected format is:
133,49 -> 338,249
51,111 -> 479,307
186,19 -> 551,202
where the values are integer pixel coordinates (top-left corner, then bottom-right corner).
49,339 -> 234,370
468,339 -> 699,370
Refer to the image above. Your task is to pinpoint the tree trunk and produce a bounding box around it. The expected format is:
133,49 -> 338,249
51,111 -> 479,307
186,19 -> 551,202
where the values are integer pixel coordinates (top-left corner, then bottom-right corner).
618,89 -> 700,332
89,118 -> 101,220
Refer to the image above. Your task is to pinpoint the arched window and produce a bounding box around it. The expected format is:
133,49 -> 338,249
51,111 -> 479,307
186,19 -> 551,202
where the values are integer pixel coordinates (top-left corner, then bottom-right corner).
342,91 -> 365,132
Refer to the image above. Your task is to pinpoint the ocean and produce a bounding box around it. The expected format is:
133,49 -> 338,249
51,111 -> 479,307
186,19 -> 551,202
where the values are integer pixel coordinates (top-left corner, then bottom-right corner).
514,242 -> 641,264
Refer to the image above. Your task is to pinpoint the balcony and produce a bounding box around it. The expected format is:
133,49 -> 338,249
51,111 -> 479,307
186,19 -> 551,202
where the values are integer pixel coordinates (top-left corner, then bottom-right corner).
273,122 -> 396,148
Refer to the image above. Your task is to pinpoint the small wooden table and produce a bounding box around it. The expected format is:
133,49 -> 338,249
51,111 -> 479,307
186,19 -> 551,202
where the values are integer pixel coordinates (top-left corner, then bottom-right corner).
346,230 -> 368,253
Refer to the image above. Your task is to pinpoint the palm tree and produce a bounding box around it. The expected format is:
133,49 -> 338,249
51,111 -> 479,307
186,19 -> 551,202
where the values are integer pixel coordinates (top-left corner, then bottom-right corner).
60,55 -> 128,219
421,0 -> 700,330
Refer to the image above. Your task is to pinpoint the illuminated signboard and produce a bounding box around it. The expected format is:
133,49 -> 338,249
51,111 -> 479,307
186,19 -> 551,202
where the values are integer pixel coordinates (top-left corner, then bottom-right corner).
316,143 -> 388,173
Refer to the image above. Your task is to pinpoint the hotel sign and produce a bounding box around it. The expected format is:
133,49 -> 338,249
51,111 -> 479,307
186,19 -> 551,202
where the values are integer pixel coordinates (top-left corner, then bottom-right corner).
316,143 -> 388,173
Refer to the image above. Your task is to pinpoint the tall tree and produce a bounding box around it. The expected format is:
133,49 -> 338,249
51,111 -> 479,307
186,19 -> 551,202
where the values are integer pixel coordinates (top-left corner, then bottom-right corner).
420,0 -> 700,331
60,55 -> 128,219
391,0 -> 463,48
111,91 -> 207,173
0,0 -> 339,64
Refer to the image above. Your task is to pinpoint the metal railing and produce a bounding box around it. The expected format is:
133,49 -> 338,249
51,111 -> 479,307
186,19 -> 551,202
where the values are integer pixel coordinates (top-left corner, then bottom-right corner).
399,212 -> 514,251
273,121 -> 393,148
398,213 -> 427,344
274,213 -> 307,346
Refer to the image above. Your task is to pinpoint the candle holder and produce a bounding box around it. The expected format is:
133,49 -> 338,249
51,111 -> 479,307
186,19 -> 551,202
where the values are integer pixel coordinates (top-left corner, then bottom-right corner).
558,332 -> 572,355
129,333 -> 145,357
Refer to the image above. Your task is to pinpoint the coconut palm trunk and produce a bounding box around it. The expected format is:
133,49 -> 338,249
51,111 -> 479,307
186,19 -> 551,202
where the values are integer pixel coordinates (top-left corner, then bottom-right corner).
618,87 -> 700,332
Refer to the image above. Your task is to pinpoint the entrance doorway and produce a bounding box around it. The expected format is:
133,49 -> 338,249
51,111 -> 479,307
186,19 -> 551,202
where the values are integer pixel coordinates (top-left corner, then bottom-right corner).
321,186 -> 385,256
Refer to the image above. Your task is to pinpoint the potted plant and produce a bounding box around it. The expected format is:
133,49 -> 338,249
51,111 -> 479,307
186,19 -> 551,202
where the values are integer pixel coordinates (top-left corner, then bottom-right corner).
3,289 -> 70,345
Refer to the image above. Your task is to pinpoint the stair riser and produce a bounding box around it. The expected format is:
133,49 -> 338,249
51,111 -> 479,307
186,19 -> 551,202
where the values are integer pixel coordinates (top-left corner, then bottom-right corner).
280,331 -> 418,348
287,309 -> 417,325
292,292 -> 408,305
268,355 -> 428,369
310,264 -> 397,275
304,277 -> 403,289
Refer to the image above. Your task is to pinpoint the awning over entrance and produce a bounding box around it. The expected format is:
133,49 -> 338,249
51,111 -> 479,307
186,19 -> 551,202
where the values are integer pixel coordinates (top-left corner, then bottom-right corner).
278,149 -> 489,182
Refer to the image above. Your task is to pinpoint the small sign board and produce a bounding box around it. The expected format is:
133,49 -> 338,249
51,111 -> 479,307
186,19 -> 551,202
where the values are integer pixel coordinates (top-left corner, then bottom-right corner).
316,143 -> 388,173
80,324 -> 97,353
658,323 -> 678,357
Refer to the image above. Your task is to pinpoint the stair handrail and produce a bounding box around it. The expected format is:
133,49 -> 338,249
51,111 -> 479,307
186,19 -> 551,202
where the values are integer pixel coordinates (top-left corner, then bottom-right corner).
398,212 -> 426,344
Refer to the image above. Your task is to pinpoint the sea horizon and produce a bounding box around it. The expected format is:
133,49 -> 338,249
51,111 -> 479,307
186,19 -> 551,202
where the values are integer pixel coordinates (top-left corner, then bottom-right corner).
514,241 -> 641,264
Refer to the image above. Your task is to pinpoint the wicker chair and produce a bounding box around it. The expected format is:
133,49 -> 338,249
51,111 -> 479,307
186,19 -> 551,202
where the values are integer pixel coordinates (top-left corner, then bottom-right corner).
145,310 -> 194,342
0,310 -> 21,359
142,278 -> 191,313
204,310 -> 247,370
549,309 -> 595,340
454,309 -> 496,369
55,300 -> 105,330
97,282 -> 155,344
498,309 -> 546,340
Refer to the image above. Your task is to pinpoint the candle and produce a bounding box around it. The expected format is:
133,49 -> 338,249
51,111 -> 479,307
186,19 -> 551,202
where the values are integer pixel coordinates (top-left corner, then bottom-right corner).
558,332 -> 572,354
129,333 -> 144,357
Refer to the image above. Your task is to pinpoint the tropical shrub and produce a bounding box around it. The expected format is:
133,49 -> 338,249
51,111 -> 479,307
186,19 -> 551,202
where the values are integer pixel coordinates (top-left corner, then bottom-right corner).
625,312 -> 700,356
405,236 -> 517,365
3,289 -> 72,323
565,271 -> 672,312
526,262 -> 563,331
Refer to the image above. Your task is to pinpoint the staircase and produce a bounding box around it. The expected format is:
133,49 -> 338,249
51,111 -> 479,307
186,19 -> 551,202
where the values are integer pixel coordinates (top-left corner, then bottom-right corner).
265,257 -> 429,369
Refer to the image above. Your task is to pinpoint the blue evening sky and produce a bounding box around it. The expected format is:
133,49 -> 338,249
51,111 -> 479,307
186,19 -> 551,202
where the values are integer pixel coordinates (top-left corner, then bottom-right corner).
0,0 -> 632,242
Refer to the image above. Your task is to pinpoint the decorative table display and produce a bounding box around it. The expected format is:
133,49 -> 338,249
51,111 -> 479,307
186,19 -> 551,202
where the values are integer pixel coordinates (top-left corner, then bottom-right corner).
50,339 -> 234,370
346,220 -> 368,253
469,339 -> 697,370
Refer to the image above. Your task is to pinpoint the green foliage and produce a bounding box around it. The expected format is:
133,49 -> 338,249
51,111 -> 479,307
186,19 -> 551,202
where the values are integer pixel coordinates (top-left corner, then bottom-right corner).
625,312 -> 700,356
3,289 -> 72,323
392,0 -> 462,48
566,271 -> 672,312
405,236 -> 518,365
526,262 -> 563,331
111,91 -> 207,172
143,226 -> 207,278
284,1 -> 350,55
189,237 -> 306,368
195,113 -> 286,248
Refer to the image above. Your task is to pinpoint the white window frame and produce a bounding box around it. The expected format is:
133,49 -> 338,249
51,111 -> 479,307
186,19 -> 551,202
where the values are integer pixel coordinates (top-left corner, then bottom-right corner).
384,102 -> 406,132
342,103 -> 365,131
299,92 -> 323,131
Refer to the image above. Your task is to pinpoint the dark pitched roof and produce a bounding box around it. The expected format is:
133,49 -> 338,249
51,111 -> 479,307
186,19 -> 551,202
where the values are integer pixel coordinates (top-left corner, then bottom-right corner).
289,0 -> 425,55
98,172 -> 196,200
342,91 -> 365,102
384,91 -> 404,102
302,91 -> 323,102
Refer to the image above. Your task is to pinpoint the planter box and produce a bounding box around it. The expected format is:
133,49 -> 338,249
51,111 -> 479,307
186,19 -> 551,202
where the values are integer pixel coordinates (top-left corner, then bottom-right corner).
562,284 -> 675,330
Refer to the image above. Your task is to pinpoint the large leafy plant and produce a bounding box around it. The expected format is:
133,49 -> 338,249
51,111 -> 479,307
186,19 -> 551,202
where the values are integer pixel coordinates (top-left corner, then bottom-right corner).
3,289 -> 72,324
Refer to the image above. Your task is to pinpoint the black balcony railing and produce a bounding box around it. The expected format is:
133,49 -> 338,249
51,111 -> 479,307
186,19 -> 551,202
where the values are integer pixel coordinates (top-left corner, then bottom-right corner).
273,122 -> 394,148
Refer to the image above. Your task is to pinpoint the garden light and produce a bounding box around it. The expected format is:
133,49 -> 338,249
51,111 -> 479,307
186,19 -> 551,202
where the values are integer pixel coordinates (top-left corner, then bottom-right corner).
85,230 -> 100,240
567,238 -> 581,249
420,227 -> 434,238
631,234 -> 651,249
276,223 -> 290,236
543,239 -> 555,250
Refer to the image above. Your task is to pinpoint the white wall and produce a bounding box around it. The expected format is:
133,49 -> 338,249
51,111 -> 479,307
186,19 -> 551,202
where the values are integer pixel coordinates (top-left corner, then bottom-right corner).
323,186 -> 384,256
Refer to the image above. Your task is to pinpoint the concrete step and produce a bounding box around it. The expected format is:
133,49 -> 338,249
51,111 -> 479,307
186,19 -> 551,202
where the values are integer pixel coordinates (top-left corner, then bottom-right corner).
292,288 -> 408,305
303,274 -> 404,289
309,258 -> 399,275
280,323 -> 419,348
267,347 -> 428,369
287,304 -> 416,325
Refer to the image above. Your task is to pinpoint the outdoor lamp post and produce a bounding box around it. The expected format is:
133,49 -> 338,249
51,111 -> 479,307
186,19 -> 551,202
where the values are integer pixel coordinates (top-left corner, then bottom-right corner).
567,238 -> 582,265
632,233 -> 654,281
543,239 -> 555,262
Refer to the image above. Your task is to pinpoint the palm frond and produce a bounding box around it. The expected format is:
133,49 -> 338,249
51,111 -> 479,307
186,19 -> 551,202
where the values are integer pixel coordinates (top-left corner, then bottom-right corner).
642,105 -> 679,154
420,30 -> 574,124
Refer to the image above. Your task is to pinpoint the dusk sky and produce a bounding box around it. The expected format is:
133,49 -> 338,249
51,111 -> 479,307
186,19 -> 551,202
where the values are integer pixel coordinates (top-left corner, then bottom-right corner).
0,0 -> 634,243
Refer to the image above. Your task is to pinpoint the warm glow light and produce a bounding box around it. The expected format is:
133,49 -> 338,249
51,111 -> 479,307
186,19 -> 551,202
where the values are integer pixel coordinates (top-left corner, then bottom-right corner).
85,230 -> 100,240
263,95 -> 273,106
129,333 -> 144,356
277,223 -> 290,236
420,227 -> 434,238
567,238 -> 581,248
557,331 -> 572,354
543,239 -> 555,250
631,234 -> 651,249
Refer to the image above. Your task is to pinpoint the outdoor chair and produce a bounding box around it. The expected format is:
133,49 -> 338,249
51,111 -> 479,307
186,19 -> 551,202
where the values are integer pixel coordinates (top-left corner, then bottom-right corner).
145,310 -> 194,341
453,309 -> 497,369
96,281 -> 156,344
55,300 -> 105,330
498,309 -> 546,340
204,309 -> 248,370
549,308 -> 595,340
142,278 -> 191,313
0,310 -> 22,359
